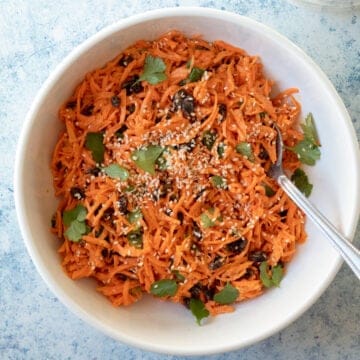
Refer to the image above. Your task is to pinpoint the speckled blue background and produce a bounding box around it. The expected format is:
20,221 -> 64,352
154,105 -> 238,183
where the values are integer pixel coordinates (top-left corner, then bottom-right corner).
1,1 -> 359,359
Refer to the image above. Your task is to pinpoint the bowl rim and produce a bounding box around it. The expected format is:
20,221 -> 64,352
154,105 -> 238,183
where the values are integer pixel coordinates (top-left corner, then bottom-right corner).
14,6 -> 360,356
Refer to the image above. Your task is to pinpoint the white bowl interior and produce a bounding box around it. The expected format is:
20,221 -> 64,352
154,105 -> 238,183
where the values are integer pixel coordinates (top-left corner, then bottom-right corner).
15,8 -> 360,355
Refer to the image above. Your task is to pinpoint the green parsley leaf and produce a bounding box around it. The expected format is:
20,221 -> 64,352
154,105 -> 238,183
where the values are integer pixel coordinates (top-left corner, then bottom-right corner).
213,283 -> 239,304
217,143 -> 225,158
211,175 -> 227,189
188,67 -> 205,82
202,130 -> 217,150
63,204 -> 87,227
85,132 -> 105,164
138,55 -> 167,85
235,142 -> 255,162
259,261 -> 284,288
171,269 -> 186,282
301,113 -> 320,146
291,168 -> 313,197
103,164 -> 129,181
127,228 -> 143,249
62,205 -> 89,242
263,183 -> 276,197
127,209 -> 143,224
150,279 -> 178,297
190,298 -> 209,326
131,145 -> 165,175
288,139 -> 321,165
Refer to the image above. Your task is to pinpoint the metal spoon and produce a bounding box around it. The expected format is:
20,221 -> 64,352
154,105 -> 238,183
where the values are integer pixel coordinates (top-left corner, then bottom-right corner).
269,125 -> 360,280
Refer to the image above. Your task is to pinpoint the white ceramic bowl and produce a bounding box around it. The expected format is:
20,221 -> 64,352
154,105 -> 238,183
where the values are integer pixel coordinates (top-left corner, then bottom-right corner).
14,7 -> 360,355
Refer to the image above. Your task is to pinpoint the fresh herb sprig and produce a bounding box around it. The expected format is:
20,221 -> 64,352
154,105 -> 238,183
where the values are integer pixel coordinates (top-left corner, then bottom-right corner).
138,55 -> 167,85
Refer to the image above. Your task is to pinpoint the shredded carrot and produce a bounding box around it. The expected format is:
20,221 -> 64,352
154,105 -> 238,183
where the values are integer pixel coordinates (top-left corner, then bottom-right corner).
51,31 -> 306,317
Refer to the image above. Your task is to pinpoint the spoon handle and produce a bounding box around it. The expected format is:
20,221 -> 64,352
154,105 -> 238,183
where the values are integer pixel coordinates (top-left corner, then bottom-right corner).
277,174 -> 360,280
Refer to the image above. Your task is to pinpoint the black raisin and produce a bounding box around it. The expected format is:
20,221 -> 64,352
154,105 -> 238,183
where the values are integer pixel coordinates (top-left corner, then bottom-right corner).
115,273 -> 128,281
249,251 -> 267,262
115,124 -> 128,139
51,214 -> 56,228
81,104 -> 94,116
259,145 -> 269,160
181,96 -> 195,120
192,222 -> 202,240
66,100 -> 77,109
182,297 -> 191,309
189,283 -> 203,299
226,238 -> 248,254
103,207 -> 114,221
118,195 -> 128,214
111,95 -> 120,108
88,167 -> 101,176
164,208 -> 173,216
56,161 -> 62,170
126,103 -> 136,114
242,268 -> 253,279
279,209 -> 288,217
122,75 -> 143,95
279,209 -> 288,223
118,54 -> 134,67
209,255 -> 224,270
218,103 -> 227,122
70,187 -> 85,200
204,286 -> 216,301
177,211 -> 184,224
101,248 -> 108,258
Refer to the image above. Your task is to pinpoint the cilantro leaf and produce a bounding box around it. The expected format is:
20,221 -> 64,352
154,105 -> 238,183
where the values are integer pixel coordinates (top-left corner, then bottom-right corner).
63,204 -> 87,226
150,279 -> 178,297
200,212 -> 215,228
85,132 -> 105,164
64,219 -> 87,242
188,67 -> 205,82
62,205 -> 89,242
213,283 -> 239,304
202,130 -> 217,150
259,261 -> 274,288
291,168 -> 313,197
138,55 -> 167,85
131,145 -> 165,175
288,139 -> 321,165
190,298 -> 209,326
235,142 -> 255,162
211,175 -> 227,189
271,264 -> 284,287
259,261 -> 284,288
127,209 -> 143,224
217,143 -> 225,158
263,183 -> 276,197
127,227 -> 143,249
301,113 -> 320,146
103,164 -> 129,180
171,269 -> 185,282
288,113 -> 321,165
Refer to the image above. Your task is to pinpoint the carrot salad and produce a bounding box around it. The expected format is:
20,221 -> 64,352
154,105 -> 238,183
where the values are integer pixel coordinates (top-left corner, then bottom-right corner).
51,31 -> 317,324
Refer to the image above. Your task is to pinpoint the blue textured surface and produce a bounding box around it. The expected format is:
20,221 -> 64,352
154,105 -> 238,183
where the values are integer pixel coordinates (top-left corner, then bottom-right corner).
1,1 -> 359,359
